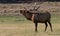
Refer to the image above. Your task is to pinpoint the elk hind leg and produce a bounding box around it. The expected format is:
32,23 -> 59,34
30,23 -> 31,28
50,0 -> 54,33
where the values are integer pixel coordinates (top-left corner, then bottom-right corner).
48,21 -> 53,32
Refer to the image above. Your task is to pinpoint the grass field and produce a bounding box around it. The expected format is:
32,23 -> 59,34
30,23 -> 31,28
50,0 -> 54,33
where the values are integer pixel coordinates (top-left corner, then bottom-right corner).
0,14 -> 60,36
0,2 -> 60,36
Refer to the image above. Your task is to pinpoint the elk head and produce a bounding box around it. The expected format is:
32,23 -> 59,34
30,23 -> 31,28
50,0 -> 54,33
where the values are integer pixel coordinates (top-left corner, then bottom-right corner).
20,9 -> 33,20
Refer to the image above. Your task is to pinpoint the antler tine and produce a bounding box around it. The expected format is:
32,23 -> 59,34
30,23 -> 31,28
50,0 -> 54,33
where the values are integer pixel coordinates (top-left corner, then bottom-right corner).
33,2 -> 40,11
23,7 -> 27,10
35,5 -> 40,11
35,2 -> 43,10
33,2 -> 37,10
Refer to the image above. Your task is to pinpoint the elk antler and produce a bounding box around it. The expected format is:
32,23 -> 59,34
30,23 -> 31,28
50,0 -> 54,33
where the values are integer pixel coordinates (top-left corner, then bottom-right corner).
33,2 -> 43,11
23,7 -> 27,10
33,2 -> 37,10
34,5 -> 40,11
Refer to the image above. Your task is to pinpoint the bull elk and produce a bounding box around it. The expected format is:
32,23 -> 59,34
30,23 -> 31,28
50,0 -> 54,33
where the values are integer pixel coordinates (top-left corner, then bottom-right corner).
20,2 -> 53,32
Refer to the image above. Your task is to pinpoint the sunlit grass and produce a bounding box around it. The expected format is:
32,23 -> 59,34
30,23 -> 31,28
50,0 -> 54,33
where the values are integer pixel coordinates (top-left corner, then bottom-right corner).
0,22 -> 60,36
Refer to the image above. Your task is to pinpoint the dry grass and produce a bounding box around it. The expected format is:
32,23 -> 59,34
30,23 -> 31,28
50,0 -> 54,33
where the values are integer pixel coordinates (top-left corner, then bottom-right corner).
0,23 -> 60,36
0,2 -> 60,13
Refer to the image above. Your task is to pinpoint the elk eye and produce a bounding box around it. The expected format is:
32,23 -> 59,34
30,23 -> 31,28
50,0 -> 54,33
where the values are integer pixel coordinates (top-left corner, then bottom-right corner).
27,11 -> 29,13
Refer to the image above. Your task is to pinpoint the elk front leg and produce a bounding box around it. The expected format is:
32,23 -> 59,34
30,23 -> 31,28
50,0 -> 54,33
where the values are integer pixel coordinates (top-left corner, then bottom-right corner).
35,22 -> 38,32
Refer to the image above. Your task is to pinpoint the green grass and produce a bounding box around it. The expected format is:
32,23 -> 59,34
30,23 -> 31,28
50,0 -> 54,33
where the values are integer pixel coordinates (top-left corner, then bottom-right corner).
51,14 -> 60,24
0,15 -> 26,24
